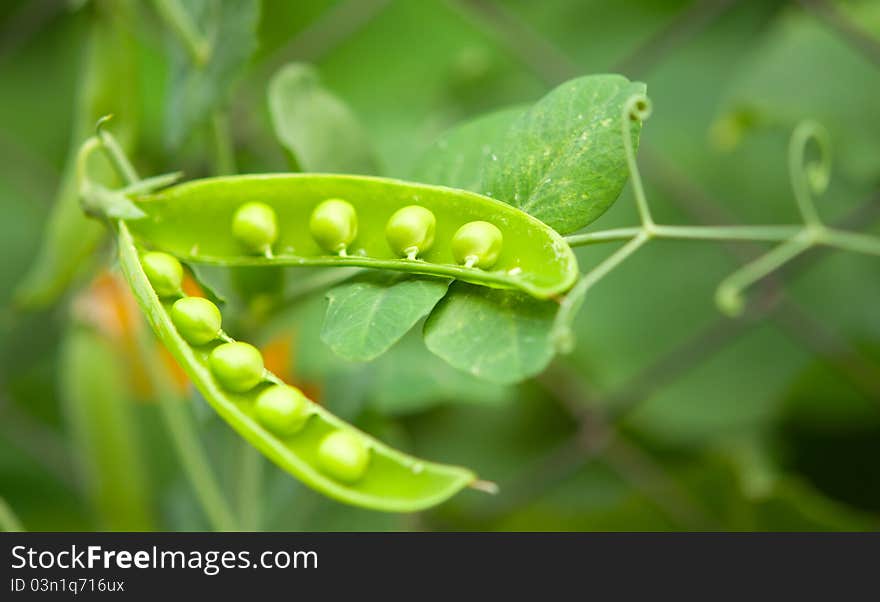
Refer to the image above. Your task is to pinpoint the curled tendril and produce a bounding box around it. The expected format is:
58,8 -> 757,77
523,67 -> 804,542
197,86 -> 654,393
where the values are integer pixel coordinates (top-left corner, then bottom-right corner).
95,114 -> 114,137
621,92 -> 653,226
788,120 -> 832,226
76,136 -> 103,197
715,284 -> 744,318
624,94 -> 653,122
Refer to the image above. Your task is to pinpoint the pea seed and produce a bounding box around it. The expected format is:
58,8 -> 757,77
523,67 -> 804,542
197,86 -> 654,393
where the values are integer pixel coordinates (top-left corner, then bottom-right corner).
209,341 -> 265,393
385,205 -> 436,259
451,221 -> 503,269
232,202 -> 278,255
254,384 -> 310,436
317,430 -> 370,483
170,297 -> 222,346
309,198 -> 357,255
142,251 -> 183,297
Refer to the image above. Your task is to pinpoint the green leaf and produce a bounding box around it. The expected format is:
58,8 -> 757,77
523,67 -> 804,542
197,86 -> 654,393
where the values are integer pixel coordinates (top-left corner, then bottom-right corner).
423,282 -> 557,384
369,330 -> 512,415
164,0 -> 260,148
268,63 -> 380,174
482,74 -> 646,234
80,183 -> 146,221
412,106 -> 526,191
322,272 -> 450,362
183,263 -> 227,307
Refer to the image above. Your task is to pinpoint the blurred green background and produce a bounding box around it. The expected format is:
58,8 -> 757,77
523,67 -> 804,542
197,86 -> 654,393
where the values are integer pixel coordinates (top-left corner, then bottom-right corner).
1,0 -> 879,531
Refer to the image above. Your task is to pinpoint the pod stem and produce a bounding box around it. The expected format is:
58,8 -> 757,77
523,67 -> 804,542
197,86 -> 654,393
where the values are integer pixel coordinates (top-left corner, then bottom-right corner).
470,479 -> 500,495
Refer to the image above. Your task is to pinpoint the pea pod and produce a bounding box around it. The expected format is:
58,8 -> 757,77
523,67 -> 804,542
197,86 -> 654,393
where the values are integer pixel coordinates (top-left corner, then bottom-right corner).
116,223 -> 476,511
126,174 -> 578,299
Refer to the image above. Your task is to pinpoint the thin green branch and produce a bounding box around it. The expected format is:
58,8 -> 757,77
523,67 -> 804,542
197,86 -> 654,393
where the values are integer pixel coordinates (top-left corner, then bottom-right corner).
564,227 -> 642,246
566,224 -> 802,247
566,112 -> 878,321
580,231 -> 650,292
715,230 -> 816,316
552,232 -> 649,352
0,496 -> 24,532
823,228 -> 880,256
651,224 -> 802,242
152,0 -> 210,66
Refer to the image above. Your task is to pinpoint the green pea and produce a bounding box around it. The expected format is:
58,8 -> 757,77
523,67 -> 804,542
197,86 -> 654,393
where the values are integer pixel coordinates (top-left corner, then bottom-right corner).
385,205 -> 436,259
317,430 -> 370,483
209,341 -> 265,393
309,198 -> 357,254
142,251 -> 183,297
254,384 -> 310,436
451,221 -> 503,269
232,202 -> 278,255
170,297 -> 222,346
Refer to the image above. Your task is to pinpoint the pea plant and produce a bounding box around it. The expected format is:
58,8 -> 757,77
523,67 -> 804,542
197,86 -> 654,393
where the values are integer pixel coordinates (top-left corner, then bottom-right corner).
15,1 -> 880,527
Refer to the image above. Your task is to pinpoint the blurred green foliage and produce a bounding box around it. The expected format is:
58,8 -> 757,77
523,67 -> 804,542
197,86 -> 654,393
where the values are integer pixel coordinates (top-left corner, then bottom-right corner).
0,0 -> 878,531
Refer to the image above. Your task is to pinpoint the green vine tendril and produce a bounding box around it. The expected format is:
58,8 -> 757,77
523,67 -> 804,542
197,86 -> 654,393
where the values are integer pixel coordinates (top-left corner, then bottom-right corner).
562,92 -> 880,327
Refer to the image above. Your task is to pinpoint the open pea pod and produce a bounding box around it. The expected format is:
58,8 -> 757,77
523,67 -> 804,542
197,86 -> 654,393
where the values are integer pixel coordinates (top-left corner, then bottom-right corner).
126,174 -> 578,299
117,222 -> 476,512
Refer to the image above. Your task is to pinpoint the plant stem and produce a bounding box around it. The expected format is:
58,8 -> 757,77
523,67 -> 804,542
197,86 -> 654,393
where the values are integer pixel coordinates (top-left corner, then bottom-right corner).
152,0 -> 210,66
580,230 -> 650,291
552,232 -> 649,352
566,224 -> 800,247
237,440 -> 263,531
715,230 -> 816,316
211,110 -> 237,175
652,224 -> 802,241
564,227 -> 643,246
823,228 -> 880,256
0,496 -> 24,532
